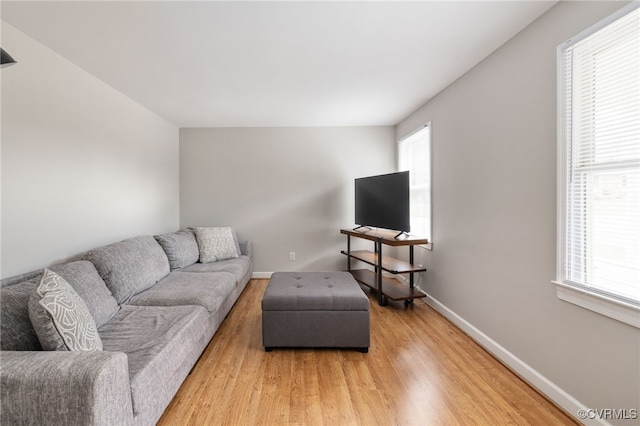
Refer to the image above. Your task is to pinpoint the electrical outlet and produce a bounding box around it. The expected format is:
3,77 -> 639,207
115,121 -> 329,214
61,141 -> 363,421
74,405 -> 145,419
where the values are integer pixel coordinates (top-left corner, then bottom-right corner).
289,252 -> 296,261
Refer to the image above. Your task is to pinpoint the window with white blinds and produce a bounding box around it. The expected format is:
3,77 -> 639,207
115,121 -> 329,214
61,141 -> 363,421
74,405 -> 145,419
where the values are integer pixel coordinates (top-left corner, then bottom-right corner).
398,124 -> 432,244
557,3 -> 639,326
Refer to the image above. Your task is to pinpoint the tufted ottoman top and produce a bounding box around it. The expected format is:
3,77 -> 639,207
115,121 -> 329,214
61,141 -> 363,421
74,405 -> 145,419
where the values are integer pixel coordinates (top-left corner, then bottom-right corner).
262,271 -> 369,311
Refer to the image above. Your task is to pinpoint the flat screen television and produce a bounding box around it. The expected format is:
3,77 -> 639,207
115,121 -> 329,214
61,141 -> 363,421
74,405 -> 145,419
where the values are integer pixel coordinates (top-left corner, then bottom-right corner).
355,171 -> 410,234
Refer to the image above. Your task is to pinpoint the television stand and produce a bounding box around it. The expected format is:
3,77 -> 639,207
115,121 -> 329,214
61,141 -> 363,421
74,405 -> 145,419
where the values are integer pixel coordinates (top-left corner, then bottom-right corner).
340,228 -> 428,306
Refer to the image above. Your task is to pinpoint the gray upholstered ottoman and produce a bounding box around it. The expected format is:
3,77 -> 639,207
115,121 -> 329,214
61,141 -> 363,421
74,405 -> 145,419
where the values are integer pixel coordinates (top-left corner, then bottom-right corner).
262,271 -> 370,352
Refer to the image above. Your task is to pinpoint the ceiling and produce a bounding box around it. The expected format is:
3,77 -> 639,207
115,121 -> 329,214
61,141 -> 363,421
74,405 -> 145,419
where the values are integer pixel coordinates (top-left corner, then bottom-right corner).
1,1 -> 556,128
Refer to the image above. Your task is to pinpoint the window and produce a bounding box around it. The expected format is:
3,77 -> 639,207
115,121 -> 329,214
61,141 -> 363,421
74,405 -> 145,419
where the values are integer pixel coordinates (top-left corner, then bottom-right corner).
398,124 -> 432,246
556,3 -> 639,327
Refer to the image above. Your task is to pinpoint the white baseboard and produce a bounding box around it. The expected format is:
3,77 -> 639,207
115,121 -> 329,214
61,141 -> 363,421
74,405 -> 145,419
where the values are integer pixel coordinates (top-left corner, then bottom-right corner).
252,272 -> 273,279
423,293 -> 603,426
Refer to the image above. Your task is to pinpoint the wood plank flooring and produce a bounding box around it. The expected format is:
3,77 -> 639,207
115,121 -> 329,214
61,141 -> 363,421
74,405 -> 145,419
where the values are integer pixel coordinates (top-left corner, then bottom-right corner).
157,279 -> 577,425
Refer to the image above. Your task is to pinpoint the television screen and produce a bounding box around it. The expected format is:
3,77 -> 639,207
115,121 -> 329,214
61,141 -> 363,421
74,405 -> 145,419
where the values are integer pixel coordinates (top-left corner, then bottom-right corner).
355,171 -> 410,233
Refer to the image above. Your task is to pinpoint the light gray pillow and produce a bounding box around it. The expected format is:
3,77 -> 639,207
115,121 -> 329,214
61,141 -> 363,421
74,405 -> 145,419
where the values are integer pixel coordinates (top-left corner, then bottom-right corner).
195,227 -> 241,263
154,230 -> 199,270
28,269 -> 103,351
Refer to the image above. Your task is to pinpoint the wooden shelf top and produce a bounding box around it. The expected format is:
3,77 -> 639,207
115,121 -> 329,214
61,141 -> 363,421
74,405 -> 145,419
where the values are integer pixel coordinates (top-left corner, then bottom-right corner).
341,228 -> 429,246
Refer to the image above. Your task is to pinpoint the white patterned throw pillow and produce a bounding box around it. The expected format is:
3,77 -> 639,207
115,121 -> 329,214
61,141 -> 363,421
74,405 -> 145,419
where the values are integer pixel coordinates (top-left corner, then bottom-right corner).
28,268 -> 103,351
195,227 -> 241,263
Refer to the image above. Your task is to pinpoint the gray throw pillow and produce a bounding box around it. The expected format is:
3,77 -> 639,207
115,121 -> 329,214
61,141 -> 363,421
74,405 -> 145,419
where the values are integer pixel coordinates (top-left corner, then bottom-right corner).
28,269 -> 103,351
195,227 -> 241,263
154,230 -> 199,270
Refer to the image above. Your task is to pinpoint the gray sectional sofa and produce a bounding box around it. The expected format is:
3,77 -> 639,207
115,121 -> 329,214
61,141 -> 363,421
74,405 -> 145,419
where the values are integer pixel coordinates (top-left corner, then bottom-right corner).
0,228 -> 253,425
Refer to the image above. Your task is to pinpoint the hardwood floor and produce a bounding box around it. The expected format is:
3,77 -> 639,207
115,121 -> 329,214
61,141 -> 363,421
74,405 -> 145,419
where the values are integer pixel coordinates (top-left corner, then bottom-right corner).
158,279 -> 577,425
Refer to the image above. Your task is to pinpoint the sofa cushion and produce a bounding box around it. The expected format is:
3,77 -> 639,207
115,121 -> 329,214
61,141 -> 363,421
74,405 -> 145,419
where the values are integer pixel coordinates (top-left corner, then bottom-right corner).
180,255 -> 252,284
0,276 -> 43,351
28,269 -> 103,351
99,305 -> 209,422
128,271 -> 236,314
49,261 -> 119,328
194,227 -> 241,263
82,235 -> 170,304
154,230 -> 199,270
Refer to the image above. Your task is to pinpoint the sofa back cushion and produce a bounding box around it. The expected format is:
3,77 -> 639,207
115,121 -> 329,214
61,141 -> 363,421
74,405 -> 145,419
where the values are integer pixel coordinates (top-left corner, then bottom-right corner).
82,235 -> 170,304
49,261 -> 119,328
154,230 -> 199,270
0,277 -> 43,351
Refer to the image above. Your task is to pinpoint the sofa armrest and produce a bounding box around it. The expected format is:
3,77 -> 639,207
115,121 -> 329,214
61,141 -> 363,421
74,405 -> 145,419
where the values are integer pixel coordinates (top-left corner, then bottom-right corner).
240,240 -> 253,260
1,351 -> 133,426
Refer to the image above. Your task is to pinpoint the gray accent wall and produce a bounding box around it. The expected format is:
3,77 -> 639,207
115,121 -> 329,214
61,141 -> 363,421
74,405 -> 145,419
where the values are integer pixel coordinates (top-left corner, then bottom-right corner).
179,127 -> 395,273
1,22 -> 180,278
396,1 -> 639,420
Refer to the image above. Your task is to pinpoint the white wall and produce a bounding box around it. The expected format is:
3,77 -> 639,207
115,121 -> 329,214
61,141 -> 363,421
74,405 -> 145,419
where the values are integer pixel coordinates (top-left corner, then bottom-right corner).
180,127 -> 395,274
1,22 -> 180,278
396,1 -> 639,422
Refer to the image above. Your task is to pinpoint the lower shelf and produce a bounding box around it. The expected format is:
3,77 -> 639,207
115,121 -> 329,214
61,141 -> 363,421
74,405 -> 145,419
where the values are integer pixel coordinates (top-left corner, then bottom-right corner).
348,269 -> 426,302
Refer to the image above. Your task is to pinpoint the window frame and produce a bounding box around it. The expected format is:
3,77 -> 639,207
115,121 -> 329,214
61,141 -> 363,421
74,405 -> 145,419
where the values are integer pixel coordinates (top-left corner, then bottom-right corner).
554,1 -> 640,328
398,123 -> 432,250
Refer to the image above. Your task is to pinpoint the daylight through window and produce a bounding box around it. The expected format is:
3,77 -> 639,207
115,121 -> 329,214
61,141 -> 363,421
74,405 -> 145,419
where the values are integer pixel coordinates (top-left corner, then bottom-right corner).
557,3 -> 640,321
398,124 -> 432,244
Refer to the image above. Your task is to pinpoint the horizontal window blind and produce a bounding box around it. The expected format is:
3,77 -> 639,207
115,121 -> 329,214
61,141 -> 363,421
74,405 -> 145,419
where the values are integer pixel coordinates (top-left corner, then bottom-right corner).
560,6 -> 639,304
